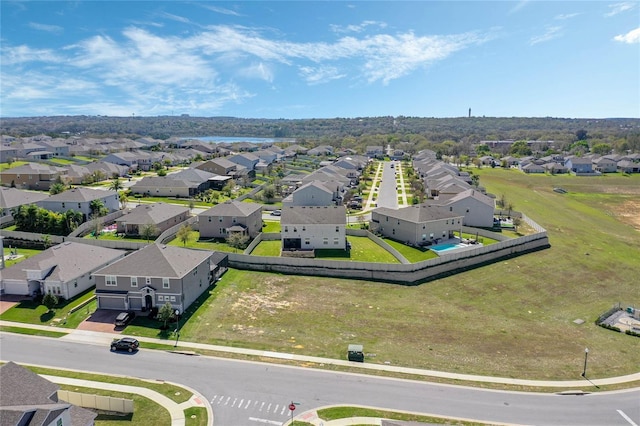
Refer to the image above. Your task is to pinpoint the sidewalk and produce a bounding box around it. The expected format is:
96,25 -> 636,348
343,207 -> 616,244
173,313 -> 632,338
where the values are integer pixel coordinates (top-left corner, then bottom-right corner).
2,319 -> 640,426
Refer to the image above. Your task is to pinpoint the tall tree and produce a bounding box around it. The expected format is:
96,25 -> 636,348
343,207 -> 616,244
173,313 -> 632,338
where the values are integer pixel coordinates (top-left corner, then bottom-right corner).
226,233 -> 250,252
109,177 -> 123,192
176,223 -> 192,247
141,222 -> 159,242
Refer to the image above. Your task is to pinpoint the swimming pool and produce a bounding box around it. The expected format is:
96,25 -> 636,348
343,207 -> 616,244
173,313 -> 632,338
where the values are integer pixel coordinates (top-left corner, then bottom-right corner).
430,243 -> 467,253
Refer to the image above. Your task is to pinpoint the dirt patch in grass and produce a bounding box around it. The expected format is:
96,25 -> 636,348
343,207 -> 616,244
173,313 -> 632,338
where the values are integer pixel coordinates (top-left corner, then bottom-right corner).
608,198 -> 640,231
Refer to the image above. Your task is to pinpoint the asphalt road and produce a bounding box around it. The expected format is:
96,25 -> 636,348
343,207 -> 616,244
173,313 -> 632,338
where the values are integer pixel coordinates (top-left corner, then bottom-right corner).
1,333 -> 638,426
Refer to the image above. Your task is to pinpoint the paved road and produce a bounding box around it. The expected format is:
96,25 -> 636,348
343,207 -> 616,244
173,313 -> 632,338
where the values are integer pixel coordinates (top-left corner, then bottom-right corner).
1,333 -> 638,426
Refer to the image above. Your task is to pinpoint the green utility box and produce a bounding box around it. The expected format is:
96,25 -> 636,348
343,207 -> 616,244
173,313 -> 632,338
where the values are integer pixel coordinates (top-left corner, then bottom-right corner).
348,344 -> 364,362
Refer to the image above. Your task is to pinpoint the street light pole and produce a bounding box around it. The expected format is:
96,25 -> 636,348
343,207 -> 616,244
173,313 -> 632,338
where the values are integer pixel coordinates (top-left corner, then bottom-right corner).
174,309 -> 180,347
581,348 -> 589,377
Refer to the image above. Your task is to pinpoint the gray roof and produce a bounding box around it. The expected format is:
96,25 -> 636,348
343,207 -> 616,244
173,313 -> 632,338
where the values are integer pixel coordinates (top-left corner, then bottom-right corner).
373,204 -> 461,223
0,187 -> 49,209
94,243 -> 212,278
44,187 -> 117,202
168,168 -> 217,183
0,242 -> 125,283
116,202 -> 188,225
199,200 -> 262,217
281,205 -> 346,225
131,176 -> 199,189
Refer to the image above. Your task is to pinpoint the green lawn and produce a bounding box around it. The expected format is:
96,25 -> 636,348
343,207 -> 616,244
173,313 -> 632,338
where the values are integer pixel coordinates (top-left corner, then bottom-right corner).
48,157 -> 76,165
162,170 -> 640,381
0,161 -> 29,171
0,289 -> 97,329
262,220 -> 281,233
250,240 -> 281,256
166,230 -> 241,252
2,248 -> 42,268
383,239 -> 438,263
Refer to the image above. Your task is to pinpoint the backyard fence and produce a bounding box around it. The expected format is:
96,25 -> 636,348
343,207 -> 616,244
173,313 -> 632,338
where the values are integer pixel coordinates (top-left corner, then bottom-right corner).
57,390 -> 134,414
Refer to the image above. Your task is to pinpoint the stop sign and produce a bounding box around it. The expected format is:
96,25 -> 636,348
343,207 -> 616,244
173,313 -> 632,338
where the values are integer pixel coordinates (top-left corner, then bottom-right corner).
289,403 -> 296,411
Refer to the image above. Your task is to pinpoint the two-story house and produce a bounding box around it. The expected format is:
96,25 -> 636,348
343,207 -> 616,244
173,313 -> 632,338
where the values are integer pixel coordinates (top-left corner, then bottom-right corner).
37,188 -> 119,220
93,243 -> 224,312
198,200 -> 263,240
282,181 -> 338,207
281,205 -> 347,251
370,204 -> 464,247
0,163 -> 67,190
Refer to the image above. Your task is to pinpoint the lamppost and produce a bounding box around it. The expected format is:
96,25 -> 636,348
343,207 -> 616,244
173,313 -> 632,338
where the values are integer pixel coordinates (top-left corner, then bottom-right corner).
174,309 -> 180,347
581,348 -> 589,377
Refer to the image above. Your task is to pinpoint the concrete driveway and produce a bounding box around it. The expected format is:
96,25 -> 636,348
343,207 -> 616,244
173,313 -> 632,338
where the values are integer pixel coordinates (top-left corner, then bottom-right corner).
77,309 -> 123,333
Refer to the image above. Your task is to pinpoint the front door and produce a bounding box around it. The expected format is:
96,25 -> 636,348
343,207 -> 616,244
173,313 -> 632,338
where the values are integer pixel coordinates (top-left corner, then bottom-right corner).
145,294 -> 153,311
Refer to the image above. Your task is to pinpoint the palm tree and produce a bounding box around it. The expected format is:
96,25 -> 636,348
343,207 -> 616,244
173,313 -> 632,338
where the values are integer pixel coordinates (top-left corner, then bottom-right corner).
109,177 -> 123,192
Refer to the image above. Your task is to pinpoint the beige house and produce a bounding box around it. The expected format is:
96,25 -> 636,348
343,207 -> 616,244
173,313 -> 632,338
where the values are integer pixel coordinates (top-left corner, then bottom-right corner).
93,243 -> 223,312
370,204 -> 463,247
198,200 -> 263,240
115,202 -> 189,237
0,163 -> 67,190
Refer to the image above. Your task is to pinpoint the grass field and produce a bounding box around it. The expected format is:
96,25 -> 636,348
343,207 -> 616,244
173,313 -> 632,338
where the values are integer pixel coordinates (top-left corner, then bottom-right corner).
168,169 -> 640,380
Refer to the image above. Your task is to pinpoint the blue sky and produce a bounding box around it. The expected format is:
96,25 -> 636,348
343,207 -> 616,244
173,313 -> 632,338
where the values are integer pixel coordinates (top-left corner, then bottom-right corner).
1,1 -> 638,119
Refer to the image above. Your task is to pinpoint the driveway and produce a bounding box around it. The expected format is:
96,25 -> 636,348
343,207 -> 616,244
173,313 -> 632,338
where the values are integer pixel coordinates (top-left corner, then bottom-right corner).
77,309 -> 123,333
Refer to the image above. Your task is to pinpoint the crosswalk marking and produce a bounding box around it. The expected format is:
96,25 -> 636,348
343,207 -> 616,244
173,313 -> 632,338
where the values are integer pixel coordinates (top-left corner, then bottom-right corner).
210,395 -> 291,418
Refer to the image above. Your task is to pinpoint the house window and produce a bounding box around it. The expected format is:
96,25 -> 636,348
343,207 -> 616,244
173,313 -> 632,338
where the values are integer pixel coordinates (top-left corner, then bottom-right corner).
170,296 -> 176,302
232,216 -> 237,223
146,277 -> 151,285
158,295 -> 164,302
106,276 -> 117,286
450,207 -> 453,211
302,226 -> 306,231
131,277 -> 137,287
333,238 -> 339,245
78,203 -> 81,209
208,216 -> 212,222
62,202 -> 66,209
284,226 -> 288,233
335,226 -> 339,232
219,216 -> 223,222
323,238 -> 328,245
163,278 -> 170,288
305,238 -> 310,245
392,229 -> 395,235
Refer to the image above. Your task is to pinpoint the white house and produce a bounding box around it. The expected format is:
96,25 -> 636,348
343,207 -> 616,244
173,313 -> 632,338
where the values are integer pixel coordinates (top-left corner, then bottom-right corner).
281,205 -> 347,251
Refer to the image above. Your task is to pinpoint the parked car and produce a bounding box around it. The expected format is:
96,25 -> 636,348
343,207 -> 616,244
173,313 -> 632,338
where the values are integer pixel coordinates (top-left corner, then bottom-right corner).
270,210 -> 282,216
115,311 -> 135,327
110,337 -> 139,353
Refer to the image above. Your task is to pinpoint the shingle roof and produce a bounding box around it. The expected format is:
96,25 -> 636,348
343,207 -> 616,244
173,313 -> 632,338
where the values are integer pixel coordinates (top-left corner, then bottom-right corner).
94,244 -> 212,278
374,204 -> 461,223
0,361 -> 59,406
281,205 -> 346,225
44,187 -> 117,202
0,187 -> 49,209
199,200 -> 262,217
115,202 -> 189,225
0,242 -> 125,283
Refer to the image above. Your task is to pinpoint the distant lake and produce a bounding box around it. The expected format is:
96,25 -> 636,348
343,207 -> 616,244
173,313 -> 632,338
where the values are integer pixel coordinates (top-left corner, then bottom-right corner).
182,136 -> 295,144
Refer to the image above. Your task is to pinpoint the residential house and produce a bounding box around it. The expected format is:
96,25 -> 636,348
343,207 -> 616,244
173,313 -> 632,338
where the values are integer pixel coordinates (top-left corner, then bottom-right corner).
93,243 -> 226,312
617,159 -> 640,173
565,157 -> 595,174
543,162 -> 568,174
307,145 -> 334,156
195,158 -> 244,178
281,205 -> 347,251
0,187 -> 50,226
0,361 -> 97,426
228,153 -> 259,176
519,162 -> 545,174
63,164 -> 92,185
593,157 -> 618,173
198,200 -> 263,239
500,156 -> 519,167
433,188 -> 496,228
0,145 -> 19,162
115,202 -> 189,237
370,204 -> 463,246
389,149 -> 406,160
282,181 -> 338,207
38,139 -> 70,157
15,142 -> 51,159
0,163 -> 67,190
130,176 -> 202,198
37,187 -> 119,220
102,151 -> 139,171
84,161 -> 129,180
365,146 -> 384,159
0,241 -> 125,298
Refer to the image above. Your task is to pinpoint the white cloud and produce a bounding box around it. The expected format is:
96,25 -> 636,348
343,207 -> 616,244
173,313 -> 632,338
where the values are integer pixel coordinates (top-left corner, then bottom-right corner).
28,22 -> 64,34
159,12 -> 191,24
199,4 -> 242,17
530,26 -> 563,45
605,2 -> 636,17
299,66 -> 346,85
554,13 -> 581,20
614,27 -> 640,43
330,21 -> 387,34
238,62 -> 275,83
1,45 -> 61,65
